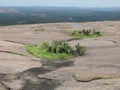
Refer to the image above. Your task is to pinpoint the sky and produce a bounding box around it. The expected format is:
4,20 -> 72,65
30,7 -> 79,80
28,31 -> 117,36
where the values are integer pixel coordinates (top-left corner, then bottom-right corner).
0,0 -> 120,7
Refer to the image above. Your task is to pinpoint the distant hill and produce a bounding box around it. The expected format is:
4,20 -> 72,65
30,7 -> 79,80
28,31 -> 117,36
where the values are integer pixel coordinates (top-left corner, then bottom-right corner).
0,7 -> 120,26
0,8 -> 19,14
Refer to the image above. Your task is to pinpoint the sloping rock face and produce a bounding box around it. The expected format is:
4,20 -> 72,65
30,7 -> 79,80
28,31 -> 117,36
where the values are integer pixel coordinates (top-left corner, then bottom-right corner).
0,52 -> 41,74
0,40 -> 42,74
0,21 -> 120,90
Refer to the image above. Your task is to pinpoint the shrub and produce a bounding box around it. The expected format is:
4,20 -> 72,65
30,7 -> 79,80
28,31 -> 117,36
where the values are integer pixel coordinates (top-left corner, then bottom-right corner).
47,41 -> 73,54
69,29 -> 104,38
27,41 -> 86,60
82,29 -> 91,35
41,42 -> 49,49
92,30 -> 102,36
75,43 -> 86,56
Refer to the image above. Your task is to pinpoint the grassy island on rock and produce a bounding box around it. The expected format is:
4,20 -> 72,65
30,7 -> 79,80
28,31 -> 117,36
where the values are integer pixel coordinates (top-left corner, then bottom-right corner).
65,29 -> 104,38
27,41 -> 86,60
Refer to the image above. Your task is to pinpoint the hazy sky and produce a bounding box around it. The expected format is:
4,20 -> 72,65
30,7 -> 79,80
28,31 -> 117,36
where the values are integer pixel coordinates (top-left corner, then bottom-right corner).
0,0 -> 120,7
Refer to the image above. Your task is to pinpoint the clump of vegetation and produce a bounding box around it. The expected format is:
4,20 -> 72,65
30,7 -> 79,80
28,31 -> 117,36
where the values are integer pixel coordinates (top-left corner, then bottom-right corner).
35,29 -> 44,32
69,29 -> 104,38
75,43 -> 87,56
27,41 -> 86,60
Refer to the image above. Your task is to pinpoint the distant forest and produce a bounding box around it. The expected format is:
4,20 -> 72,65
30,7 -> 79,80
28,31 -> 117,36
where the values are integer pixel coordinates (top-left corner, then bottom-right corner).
0,6 -> 120,26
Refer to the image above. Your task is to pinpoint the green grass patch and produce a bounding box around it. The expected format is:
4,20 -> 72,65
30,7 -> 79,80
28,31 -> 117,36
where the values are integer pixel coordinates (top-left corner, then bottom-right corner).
35,29 -> 44,32
27,41 -> 86,60
27,45 -> 73,60
71,33 -> 104,38
65,29 -> 105,39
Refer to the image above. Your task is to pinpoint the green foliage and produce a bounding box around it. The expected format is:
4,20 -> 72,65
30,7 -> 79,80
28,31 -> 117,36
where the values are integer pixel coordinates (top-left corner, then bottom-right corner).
92,30 -> 102,36
70,29 -> 104,38
41,42 -> 49,49
27,45 -> 73,60
35,29 -> 44,32
27,41 -> 86,60
82,29 -> 91,35
47,41 -> 73,54
75,43 -> 86,56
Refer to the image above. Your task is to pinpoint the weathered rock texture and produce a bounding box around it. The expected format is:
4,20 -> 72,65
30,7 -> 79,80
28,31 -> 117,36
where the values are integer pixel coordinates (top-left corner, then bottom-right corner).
0,21 -> 120,90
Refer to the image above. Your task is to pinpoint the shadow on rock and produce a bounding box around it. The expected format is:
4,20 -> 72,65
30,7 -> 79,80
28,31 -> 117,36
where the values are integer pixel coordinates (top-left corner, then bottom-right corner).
22,59 -> 74,76
22,78 -> 61,90
4,59 -> 74,90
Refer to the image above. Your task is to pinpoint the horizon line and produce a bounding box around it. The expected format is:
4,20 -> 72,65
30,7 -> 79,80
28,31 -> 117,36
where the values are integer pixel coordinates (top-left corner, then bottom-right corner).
0,6 -> 120,8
